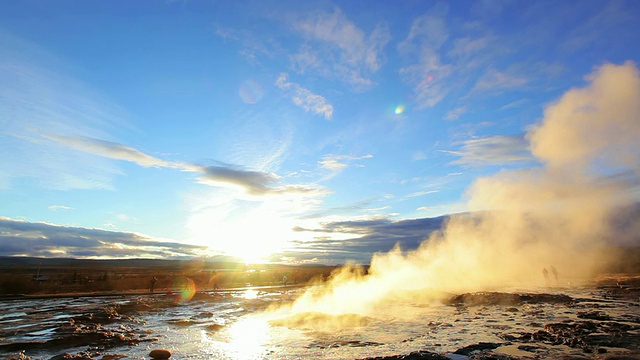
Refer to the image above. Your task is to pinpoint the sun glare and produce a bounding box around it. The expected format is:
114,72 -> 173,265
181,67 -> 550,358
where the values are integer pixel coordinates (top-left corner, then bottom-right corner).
187,204 -> 296,263
226,315 -> 271,359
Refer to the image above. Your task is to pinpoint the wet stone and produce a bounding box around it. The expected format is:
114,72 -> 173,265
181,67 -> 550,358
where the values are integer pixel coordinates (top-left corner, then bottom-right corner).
577,310 -> 612,321
445,292 -> 573,307
205,323 -> 224,332
101,355 -> 128,360
517,344 -> 542,352
453,342 -> 503,356
359,350 -> 450,360
149,348 -> 172,359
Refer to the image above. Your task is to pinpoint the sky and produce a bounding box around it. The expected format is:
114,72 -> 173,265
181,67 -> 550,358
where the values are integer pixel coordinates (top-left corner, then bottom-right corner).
1,0 -> 639,265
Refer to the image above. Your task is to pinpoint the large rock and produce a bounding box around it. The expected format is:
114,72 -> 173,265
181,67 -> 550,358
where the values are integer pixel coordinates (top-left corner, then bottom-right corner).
445,292 -> 573,306
149,349 -> 171,359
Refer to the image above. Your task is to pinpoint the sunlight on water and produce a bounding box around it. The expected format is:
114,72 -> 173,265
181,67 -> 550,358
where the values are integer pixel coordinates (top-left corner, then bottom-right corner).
1,285 -> 638,360
224,315 -> 271,359
242,289 -> 259,299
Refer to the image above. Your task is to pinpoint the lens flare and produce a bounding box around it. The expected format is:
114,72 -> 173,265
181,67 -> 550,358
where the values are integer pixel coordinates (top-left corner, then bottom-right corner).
239,80 -> 265,104
394,105 -> 405,115
172,276 -> 196,303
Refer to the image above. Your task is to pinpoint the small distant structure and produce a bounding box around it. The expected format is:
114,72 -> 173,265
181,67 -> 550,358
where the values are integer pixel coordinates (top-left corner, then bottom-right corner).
33,264 -> 49,282
33,274 -> 49,282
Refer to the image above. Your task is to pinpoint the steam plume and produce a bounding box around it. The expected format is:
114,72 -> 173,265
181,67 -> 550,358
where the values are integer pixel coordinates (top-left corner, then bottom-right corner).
279,61 -> 640,317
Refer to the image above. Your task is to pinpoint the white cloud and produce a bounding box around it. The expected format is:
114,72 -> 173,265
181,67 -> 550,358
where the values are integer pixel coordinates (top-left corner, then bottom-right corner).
406,190 -> 438,198
412,151 -> 427,161
500,99 -> 529,110
319,154 -> 373,172
319,157 -> 348,172
48,205 -> 73,211
398,9 -> 453,108
446,135 -> 534,167
448,37 -> 490,59
445,105 -> 468,120
290,9 -> 390,90
471,67 -> 528,94
38,130 -> 325,198
40,132 -> 171,168
275,73 -> 334,119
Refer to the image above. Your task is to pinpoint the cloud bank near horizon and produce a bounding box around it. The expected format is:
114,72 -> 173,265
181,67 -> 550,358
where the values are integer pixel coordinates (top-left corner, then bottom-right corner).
0,216 -> 207,259
0,214 -> 449,263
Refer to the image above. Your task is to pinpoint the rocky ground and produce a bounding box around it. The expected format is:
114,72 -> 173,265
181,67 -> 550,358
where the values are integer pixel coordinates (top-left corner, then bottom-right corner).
363,277 -> 640,360
2,278 -> 639,360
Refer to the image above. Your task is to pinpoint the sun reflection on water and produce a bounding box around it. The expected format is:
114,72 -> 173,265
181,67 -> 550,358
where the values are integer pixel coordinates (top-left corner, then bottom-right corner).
225,315 -> 271,359
242,289 -> 259,299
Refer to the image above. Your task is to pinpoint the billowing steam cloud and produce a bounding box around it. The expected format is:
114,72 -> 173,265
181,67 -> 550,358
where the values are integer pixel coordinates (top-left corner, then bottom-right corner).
276,61 -> 640,318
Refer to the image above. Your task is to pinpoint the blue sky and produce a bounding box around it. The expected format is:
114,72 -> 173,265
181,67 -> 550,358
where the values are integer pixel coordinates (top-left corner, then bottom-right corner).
1,0 -> 639,264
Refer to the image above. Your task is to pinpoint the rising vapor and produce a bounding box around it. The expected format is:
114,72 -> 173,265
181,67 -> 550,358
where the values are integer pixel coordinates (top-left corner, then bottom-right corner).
275,61 -> 640,318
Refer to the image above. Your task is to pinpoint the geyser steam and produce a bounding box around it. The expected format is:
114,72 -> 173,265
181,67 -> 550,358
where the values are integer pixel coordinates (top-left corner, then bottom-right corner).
280,61 -> 640,318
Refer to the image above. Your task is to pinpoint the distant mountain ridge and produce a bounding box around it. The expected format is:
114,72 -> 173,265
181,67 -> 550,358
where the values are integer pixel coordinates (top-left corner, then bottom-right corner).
0,257 -> 256,269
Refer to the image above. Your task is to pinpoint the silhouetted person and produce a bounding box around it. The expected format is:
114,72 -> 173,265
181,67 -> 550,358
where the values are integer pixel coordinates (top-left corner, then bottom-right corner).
550,266 -> 558,283
150,276 -> 158,293
211,270 -> 219,290
542,268 -> 550,285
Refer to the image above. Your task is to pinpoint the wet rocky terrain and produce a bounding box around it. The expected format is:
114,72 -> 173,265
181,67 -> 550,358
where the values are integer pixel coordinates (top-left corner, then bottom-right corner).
363,279 -> 640,360
0,279 -> 638,360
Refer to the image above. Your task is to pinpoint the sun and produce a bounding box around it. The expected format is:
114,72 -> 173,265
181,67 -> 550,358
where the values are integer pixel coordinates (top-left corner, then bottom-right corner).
187,205 -> 295,263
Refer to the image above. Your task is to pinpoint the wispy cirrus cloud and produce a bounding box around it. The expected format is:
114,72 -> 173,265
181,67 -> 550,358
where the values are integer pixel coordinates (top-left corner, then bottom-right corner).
0,32 -> 129,190
470,67 -> 528,94
445,134 -> 534,167
405,190 -> 438,198
319,153 -> 374,172
40,132 -> 172,168
290,8 -> 390,90
40,131 -> 327,198
275,73 -> 334,119
214,6 -> 390,91
397,5 -> 454,108
48,205 -> 73,211
395,3 -> 569,110
445,105 -> 468,120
